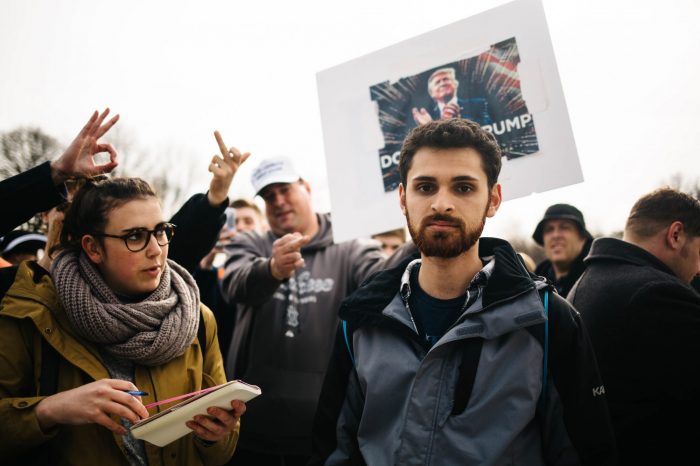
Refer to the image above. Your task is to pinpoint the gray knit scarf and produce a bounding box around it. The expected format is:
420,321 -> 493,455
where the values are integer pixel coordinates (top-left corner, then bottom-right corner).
51,251 -> 200,366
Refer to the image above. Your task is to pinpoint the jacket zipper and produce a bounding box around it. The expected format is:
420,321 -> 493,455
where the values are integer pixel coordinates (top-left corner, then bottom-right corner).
425,357 -> 447,466
402,300 -> 419,335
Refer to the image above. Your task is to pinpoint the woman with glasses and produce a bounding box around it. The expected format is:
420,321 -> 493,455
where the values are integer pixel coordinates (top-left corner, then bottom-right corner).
0,177 -> 245,466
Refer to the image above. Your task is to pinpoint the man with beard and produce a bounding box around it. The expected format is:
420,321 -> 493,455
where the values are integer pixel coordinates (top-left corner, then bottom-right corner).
310,119 -> 616,466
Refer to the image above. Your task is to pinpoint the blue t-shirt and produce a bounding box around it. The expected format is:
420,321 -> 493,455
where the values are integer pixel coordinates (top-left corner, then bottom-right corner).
408,266 -> 467,347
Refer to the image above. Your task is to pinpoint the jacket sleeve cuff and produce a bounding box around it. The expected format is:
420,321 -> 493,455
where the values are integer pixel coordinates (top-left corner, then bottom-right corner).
233,258 -> 284,308
36,161 -> 68,204
6,397 -> 59,446
204,191 -> 229,211
254,258 -> 284,289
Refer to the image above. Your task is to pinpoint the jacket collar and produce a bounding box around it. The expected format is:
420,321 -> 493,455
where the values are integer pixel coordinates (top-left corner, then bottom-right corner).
340,237 -> 536,328
399,257 -> 495,313
2,261 -> 61,314
585,237 -> 677,277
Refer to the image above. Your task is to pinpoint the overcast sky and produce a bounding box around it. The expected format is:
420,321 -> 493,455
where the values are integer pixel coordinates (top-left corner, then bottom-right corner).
1,0 -> 698,241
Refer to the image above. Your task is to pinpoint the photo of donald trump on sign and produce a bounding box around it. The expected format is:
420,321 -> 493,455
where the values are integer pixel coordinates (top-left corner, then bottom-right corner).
371,37 -> 540,192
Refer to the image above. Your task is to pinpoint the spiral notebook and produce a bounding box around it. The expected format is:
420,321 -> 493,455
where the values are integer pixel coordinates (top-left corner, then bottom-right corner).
130,380 -> 261,447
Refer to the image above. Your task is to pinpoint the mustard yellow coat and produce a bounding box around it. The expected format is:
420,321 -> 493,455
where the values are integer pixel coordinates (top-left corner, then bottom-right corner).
0,261 -> 238,466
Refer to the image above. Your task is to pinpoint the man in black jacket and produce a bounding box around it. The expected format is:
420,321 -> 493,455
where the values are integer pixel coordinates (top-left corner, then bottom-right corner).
569,187 -> 700,466
532,203 -> 593,297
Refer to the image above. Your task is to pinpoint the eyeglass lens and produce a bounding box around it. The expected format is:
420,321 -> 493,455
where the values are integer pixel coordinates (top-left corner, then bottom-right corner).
126,225 -> 174,251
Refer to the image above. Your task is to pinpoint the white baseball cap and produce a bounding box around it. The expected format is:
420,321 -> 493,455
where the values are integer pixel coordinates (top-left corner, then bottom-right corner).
250,157 -> 301,195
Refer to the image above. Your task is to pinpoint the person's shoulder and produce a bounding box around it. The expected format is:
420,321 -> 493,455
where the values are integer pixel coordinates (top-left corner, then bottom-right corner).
199,302 -> 216,323
578,262 -> 699,319
1,262 -> 59,329
588,258 -> 682,294
633,277 -> 700,308
0,265 -> 19,298
3,262 -> 55,301
614,279 -> 700,333
534,259 -> 553,277
331,238 -> 385,269
545,287 -> 585,331
346,237 -> 382,251
547,287 -> 577,313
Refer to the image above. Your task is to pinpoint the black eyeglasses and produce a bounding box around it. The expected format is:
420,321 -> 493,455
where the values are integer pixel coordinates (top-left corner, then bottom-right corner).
93,223 -> 177,252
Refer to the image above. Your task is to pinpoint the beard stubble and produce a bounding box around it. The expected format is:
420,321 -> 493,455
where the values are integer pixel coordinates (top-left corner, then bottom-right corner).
407,201 -> 489,258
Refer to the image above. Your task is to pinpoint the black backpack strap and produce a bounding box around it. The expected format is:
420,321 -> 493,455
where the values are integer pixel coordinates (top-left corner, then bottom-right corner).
39,337 -> 59,397
452,337 -> 484,415
453,288 -> 550,417
198,309 -> 207,359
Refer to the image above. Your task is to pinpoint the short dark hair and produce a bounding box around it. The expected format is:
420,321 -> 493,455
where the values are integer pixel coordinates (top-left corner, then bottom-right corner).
230,198 -> 261,215
399,118 -> 502,188
625,187 -> 700,238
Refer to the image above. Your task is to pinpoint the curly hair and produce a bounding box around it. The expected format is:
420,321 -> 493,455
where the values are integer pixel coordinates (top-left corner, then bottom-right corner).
399,118 -> 502,188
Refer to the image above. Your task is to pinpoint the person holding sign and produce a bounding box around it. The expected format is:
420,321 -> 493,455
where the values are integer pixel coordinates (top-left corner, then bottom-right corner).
312,119 -> 616,465
0,133 -> 249,466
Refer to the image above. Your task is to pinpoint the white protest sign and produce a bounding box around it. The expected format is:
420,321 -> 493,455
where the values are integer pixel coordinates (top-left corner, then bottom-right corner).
317,0 -> 582,243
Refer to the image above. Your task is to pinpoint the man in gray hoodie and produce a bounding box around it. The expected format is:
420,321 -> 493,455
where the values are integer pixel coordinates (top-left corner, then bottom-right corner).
221,157 -> 385,465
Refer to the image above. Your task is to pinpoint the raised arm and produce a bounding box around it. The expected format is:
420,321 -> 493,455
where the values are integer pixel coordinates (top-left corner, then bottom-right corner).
168,131 -> 250,271
0,109 -> 119,236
